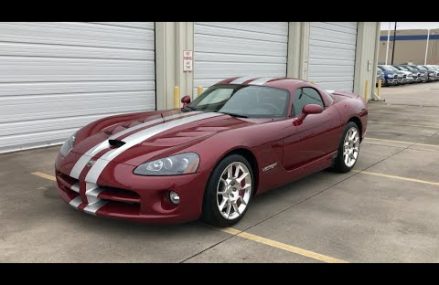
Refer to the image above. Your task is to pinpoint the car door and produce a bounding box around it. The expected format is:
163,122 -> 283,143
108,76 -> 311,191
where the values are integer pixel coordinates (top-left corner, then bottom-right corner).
282,87 -> 342,171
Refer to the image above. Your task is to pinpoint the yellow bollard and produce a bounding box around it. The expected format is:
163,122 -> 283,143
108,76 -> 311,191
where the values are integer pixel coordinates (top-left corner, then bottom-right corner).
174,86 -> 180,109
364,80 -> 369,102
377,79 -> 382,98
197,85 -> 203,96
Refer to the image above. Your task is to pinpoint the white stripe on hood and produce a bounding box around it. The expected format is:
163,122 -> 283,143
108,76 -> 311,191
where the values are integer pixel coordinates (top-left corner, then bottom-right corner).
69,111 -> 200,179
85,112 -> 223,184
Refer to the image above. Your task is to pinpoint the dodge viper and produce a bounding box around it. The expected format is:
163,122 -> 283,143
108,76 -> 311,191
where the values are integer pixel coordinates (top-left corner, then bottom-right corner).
55,77 -> 368,226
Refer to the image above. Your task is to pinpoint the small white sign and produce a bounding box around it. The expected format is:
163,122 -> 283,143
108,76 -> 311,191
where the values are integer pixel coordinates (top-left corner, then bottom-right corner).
183,50 -> 193,72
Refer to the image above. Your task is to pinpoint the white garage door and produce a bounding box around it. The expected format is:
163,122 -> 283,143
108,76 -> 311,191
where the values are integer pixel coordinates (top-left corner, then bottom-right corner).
194,22 -> 288,90
0,22 -> 155,153
308,22 -> 358,91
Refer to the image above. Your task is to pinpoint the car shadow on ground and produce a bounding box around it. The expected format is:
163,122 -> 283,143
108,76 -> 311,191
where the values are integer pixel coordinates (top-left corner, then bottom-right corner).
40,169 -> 344,235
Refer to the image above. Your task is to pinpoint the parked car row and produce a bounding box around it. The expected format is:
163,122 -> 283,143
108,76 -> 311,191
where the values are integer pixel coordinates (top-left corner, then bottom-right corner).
377,64 -> 439,86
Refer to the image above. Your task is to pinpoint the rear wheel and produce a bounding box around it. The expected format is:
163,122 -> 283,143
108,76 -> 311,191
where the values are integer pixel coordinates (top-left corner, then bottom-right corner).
202,154 -> 253,227
333,121 -> 360,173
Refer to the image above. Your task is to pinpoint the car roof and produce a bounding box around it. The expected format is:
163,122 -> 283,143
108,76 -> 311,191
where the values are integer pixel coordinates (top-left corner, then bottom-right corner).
215,77 -> 312,90
213,76 -> 335,107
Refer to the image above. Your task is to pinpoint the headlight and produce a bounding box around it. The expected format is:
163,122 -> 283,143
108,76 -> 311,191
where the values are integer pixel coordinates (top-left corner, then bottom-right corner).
386,74 -> 394,78
59,132 -> 76,156
134,153 -> 200,176
429,72 -> 434,76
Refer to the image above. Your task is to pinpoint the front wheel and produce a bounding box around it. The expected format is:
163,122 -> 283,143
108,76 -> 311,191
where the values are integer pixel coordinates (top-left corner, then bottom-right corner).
202,154 -> 254,227
333,121 -> 361,173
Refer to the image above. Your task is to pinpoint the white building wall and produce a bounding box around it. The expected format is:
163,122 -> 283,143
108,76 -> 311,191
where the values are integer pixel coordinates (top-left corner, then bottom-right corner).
0,22 -> 156,153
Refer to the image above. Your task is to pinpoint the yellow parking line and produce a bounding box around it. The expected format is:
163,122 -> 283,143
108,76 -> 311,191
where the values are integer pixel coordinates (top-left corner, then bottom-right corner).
366,137 -> 439,148
353,170 -> 439,187
222,227 -> 347,263
31,171 -> 56,181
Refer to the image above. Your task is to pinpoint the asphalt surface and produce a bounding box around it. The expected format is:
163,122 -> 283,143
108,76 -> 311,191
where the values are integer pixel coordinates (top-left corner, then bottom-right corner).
2,81 -> 439,262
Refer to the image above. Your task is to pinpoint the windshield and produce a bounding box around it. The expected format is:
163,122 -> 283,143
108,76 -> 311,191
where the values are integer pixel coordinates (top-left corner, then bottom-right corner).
380,65 -> 399,72
405,66 -> 419,73
397,66 -> 409,71
186,85 -> 289,118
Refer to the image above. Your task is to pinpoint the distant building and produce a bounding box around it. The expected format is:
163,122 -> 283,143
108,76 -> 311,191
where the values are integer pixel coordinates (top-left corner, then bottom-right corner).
379,29 -> 439,65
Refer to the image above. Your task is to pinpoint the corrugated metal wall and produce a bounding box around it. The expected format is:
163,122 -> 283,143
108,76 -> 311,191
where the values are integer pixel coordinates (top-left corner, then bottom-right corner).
0,22 -> 156,153
193,22 -> 289,90
308,22 -> 358,91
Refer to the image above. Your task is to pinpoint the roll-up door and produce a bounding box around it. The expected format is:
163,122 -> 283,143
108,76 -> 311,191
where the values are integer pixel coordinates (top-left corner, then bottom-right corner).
308,22 -> 358,91
194,22 -> 288,90
0,22 -> 155,153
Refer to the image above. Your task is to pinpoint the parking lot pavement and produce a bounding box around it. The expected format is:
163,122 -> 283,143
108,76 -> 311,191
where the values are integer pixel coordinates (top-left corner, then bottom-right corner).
379,81 -> 439,107
2,82 -> 439,263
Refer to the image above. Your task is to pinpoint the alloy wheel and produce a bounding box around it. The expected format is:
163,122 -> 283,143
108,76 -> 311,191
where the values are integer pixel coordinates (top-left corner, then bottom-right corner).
343,127 -> 360,167
216,162 -> 252,220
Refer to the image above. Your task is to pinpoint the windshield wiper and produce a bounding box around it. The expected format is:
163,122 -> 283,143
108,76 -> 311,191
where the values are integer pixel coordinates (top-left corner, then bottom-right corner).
220,112 -> 248,118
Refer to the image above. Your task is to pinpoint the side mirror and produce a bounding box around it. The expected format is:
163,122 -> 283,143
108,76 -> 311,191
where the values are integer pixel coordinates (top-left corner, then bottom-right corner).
293,104 -> 323,126
302,104 -> 323,115
181,95 -> 191,108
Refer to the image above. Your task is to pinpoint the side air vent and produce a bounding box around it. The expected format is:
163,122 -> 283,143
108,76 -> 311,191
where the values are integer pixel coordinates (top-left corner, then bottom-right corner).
108,139 -> 126,148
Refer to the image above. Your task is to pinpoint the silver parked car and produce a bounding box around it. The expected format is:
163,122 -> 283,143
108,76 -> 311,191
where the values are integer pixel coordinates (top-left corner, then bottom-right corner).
394,66 -> 416,83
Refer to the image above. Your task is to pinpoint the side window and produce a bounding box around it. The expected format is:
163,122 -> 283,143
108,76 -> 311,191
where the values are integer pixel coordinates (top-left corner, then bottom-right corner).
293,87 -> 324,116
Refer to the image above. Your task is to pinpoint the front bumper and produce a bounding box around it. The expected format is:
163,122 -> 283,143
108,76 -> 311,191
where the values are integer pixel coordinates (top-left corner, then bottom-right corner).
386,78 -> 398,85
55,153 -> 209,223
405,76 -> 415,83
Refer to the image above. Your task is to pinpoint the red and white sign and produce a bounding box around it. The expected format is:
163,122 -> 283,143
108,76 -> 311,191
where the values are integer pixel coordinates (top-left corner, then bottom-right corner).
183,50 -> 193,72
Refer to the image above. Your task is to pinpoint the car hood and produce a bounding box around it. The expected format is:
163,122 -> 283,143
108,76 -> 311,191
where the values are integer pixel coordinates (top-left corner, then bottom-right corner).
71,110 -> 271,165
399,71 -> 412,76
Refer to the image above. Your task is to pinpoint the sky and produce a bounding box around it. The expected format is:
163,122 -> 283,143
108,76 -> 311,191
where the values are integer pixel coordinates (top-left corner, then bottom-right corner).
381,22 -> 439,31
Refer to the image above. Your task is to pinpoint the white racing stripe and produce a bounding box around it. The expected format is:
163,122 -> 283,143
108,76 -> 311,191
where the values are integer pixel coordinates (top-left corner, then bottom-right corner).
69,111 -> 199,179
70,140 -> 110,179
84,201 -> 107,215
230,76 -> 257,84
85,112 -> 223,184
69,196 -> 82,208
83,182 -> 107,215
71,183 -> 80,193
108,111 -> 201,140
248,77 -> 276,85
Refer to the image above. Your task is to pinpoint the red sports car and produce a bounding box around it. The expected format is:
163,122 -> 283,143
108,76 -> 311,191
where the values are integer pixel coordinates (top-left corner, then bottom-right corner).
55,77 -> 368,226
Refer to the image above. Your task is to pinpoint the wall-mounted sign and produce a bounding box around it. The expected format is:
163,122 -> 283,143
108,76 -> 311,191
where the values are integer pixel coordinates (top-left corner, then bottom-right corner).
183,50 -> 193,72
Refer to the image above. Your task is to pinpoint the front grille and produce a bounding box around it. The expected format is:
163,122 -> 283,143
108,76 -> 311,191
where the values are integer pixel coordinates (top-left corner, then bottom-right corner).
98,186 -> 141,204
95,186 -> 141,214
57,171 -> 78,186
56,171 -> 142,214
56,171 -> 79,196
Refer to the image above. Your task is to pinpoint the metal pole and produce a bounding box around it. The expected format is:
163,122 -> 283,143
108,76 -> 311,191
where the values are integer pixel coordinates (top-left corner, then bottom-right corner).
385,22 -> 391,65
391,22 -> 397,65
424,29 -> 430,65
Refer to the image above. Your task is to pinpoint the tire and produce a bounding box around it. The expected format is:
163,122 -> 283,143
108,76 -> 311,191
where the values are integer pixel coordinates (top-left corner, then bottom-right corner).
333,121 -> 361,173
202,154 -> 254,227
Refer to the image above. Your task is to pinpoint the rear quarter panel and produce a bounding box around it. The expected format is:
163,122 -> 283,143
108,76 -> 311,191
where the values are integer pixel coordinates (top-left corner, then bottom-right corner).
332,94 -> 368,139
